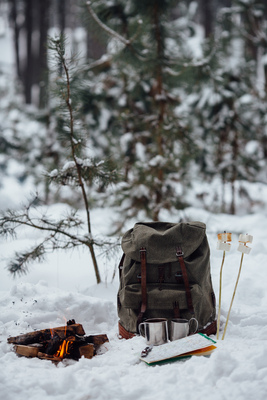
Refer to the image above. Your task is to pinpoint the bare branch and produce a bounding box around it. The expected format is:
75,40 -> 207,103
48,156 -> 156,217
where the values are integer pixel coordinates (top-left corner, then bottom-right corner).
86,1 -> 130,46
86,2 -> 148,62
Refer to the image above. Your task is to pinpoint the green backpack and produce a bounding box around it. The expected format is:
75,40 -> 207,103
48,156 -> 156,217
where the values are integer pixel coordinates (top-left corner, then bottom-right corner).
117,221 -> 216,339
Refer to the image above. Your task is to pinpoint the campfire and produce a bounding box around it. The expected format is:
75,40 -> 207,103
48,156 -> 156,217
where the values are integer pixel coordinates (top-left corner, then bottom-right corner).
7,319 -> 109,362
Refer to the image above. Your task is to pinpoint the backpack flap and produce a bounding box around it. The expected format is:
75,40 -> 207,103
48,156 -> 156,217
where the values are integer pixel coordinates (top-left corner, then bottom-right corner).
122,222 -> 206,263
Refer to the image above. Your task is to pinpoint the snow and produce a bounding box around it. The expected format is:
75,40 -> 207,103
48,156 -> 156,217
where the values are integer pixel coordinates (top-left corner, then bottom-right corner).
62,161 -> 76,171
49,169 -> 59,178
1,4 -> 267,399
1,202 -> 267,400
148,155 -> 165,167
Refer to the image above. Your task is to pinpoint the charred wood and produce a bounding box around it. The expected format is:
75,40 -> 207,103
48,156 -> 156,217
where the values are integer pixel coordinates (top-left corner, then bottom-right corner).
7,324 -> 85,345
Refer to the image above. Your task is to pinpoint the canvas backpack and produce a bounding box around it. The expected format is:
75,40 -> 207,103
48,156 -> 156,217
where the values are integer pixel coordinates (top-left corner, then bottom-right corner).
117,221 -> 216,339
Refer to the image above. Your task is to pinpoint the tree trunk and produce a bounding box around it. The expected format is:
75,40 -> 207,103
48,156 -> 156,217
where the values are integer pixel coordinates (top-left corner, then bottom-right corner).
230,130 -> 238,215
57,0 -> 66,34
24,0 -> 33,104
88,243 -> 101,284
10,0 -> 21,80
198,0 -> 213,38
153,2 -> 165,221
38,0 -> 50,109
221,0 -> 232,7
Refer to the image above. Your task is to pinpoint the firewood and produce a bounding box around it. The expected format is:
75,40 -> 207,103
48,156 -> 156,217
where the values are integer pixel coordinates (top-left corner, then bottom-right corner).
67,319 -> 76,325
78,344 -> 95,359
45,336 -> 61,355
37,352 -> 63,362
8,323 -> 109,362
85,334 -> 109,346
7,324 -> 85,345
15,345 -> 40,358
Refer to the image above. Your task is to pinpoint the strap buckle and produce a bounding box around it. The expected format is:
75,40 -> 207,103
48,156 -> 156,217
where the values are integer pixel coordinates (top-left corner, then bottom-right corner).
176,247 -> 184,257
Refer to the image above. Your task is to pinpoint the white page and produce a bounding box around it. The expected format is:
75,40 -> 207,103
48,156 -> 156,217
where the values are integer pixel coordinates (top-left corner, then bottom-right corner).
140,333 -> 216,364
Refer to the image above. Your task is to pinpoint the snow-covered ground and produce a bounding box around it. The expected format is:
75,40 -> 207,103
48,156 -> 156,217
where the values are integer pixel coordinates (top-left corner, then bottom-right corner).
1,201 -> 267,400
1,8 -> 267,399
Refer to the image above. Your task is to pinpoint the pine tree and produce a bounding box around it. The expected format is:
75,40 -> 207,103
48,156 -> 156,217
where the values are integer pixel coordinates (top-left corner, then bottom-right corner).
84,0 -> 202,222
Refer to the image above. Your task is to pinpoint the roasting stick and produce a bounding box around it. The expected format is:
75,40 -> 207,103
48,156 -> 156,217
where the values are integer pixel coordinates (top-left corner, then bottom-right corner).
222,234 -> 253,340
216,251 -> 225,340
216,232 -> 232,340
221,253 -> 243,341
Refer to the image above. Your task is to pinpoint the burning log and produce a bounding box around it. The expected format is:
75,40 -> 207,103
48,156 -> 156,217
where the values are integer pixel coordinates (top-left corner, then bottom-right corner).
7,323 -> 85,345
45,335 -> 62,355
8,321 -> 109,362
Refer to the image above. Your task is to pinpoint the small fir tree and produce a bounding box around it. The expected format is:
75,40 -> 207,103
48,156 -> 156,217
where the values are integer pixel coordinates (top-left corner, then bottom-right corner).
0,35 -> 118,283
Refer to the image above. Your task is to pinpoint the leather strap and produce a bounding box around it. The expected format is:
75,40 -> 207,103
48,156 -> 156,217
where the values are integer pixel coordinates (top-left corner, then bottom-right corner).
118,253 -> 125,279
136,247 -> 147,331
176,246 -> 194,314
198,320 -> 217,336
118,322 -> 135,339
173,301 -> 180,318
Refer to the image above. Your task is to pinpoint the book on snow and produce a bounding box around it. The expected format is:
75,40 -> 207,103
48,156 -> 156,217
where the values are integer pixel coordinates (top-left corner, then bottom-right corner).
140,333 -> 217,365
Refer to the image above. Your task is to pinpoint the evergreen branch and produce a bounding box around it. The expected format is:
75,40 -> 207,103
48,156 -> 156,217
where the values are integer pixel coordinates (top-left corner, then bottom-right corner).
217,5 -> 267,46
237,4 -> 267,44
0,208 -> 92,247
48,158 -> 118,187
6,230 -> 99,277
1,199 -> 119,277
166,42 -> 218,69
8,243 -> 46,276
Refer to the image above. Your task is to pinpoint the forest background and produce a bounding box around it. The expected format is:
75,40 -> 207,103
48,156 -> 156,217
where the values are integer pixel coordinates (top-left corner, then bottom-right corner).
0,0 -> 267,284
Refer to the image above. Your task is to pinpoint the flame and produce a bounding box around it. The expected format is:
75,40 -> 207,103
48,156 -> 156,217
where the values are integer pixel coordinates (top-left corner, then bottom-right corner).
51,320 -> 73,359
55,339 -> 72,358
63,317 -> 67,336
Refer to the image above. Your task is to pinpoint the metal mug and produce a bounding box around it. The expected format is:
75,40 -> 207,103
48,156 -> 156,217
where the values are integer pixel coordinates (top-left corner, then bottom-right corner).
139,318 -> 169,346
170,318 -> 198,341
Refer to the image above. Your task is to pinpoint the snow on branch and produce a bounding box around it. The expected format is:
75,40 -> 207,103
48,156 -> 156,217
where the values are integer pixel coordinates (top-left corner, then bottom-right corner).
48,157 -> 118,188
